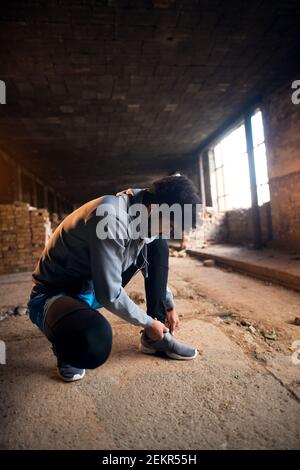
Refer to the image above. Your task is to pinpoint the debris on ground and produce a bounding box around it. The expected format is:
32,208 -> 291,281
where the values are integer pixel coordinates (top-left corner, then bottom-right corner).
240,319 -> 252,327
294,317 -> 300,326
0,306 -> 13,321
0,305 -> 28,321
219,314 -> 235,324
169,248 -> 186,258
128,292 -> 145,304
239,319 -> 278,342
240,318 -> 257,333
262,329 -> 278,341
15,306 -> 28,316
203,259 -> 215,267
248,325 -> 257,334
252,351 -> 268,363
177,249 -> 186,258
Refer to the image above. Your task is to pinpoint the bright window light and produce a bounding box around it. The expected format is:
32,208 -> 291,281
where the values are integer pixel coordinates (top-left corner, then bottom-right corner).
251,110 -> 270,206
211,124 -> 251,211
210,109 -> 270,211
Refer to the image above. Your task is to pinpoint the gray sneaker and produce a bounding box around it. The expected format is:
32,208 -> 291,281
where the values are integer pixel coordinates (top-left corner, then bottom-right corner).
56,359 -> 86,382
140,331 -> 198,360
52,345 -> 85,382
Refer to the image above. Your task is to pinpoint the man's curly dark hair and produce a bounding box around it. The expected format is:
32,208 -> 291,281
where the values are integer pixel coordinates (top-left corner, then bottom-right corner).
148,175 -> 200,207
146,175 -> 200,230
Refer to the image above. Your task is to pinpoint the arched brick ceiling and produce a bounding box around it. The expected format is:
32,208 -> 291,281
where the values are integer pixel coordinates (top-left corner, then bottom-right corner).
0,0 -> 299,203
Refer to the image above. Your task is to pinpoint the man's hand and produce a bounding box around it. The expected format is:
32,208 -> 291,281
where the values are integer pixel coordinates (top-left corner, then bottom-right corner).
145,319 -> 169,341
167,308 -> 180,335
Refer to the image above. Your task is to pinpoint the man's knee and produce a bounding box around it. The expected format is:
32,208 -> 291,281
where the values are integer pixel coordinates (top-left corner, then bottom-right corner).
47,299 -> 112,369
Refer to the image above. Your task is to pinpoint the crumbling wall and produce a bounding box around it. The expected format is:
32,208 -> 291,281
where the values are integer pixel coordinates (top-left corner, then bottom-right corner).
201,208 -> 227,243
262,79 -> 300,251
185,203 -> 272,248
0,202 -> 52,275
183,207 -> 227,249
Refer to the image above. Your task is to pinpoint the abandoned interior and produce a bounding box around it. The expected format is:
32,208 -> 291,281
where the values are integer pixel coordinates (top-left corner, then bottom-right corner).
0,0 -> 300,451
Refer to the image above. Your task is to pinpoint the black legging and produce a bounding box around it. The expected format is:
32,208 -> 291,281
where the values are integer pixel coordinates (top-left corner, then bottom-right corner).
44,238 -> 169,369
122,237 -> 169,323
45,296 -> 112,369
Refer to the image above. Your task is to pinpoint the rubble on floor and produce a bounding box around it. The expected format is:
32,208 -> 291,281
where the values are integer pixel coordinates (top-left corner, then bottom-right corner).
128,292 -> 145,304
203,259 -> 215,267
169,248 -> 186,258
0,305 -> 28,321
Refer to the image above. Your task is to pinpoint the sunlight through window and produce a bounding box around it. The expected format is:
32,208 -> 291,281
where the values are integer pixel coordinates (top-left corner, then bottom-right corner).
251,110 -> 270,206
211,124 -> 251,210
210,109 -> 270,211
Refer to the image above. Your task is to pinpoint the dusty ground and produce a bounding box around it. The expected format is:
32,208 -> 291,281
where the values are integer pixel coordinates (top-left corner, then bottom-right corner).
0,256 -> 300,449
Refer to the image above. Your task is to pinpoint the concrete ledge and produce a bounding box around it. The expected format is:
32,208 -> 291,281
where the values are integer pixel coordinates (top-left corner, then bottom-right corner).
187,246 -> 300,292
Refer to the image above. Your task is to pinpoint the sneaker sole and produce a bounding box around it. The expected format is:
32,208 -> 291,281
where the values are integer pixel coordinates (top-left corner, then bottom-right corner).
139,343 -> 157,355
140,343 -> 199,361
166,349 -> 199,361
56,368 -> 86,382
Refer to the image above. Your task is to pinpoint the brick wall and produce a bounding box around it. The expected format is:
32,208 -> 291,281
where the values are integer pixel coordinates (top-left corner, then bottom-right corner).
225,203 -> 272,246
183,207 -> 227,248
262,78 -> 300,251
186,203 -> 271,248
0,202 -> 52,275
268,172 -> 300,250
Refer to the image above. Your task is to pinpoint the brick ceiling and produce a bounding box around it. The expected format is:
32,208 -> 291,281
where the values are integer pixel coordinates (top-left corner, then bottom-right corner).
0,0 -> 299,203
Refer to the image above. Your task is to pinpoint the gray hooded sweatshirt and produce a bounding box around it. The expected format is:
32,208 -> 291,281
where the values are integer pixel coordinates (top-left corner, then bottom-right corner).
33,188 -> 174,328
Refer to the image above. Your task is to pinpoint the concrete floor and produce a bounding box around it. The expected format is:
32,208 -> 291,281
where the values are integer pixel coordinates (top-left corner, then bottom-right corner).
0,256 -> 300,449
187,244 -> 300,292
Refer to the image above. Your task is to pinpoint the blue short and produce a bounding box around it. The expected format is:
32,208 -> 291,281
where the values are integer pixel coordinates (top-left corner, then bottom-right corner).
28,286 -> 102,333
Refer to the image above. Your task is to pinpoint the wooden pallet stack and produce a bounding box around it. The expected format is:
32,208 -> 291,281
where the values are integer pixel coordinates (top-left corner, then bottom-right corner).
0,203 -> 18,274
0,202 -> 52,275
30,207 -> 52,264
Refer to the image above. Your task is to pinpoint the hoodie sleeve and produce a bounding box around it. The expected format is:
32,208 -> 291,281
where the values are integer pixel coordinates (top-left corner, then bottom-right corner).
87,214 -> 153,328
166,285 -> 174,310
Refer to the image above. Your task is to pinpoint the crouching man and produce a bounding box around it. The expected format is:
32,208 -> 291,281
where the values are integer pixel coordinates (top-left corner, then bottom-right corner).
28,175 -> 200,382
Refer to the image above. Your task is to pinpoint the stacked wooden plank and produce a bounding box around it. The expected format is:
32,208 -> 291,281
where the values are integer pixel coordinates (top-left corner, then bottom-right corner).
30,207 -> 52,264
0,202 -> 52,275
0,203 -> 19,274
